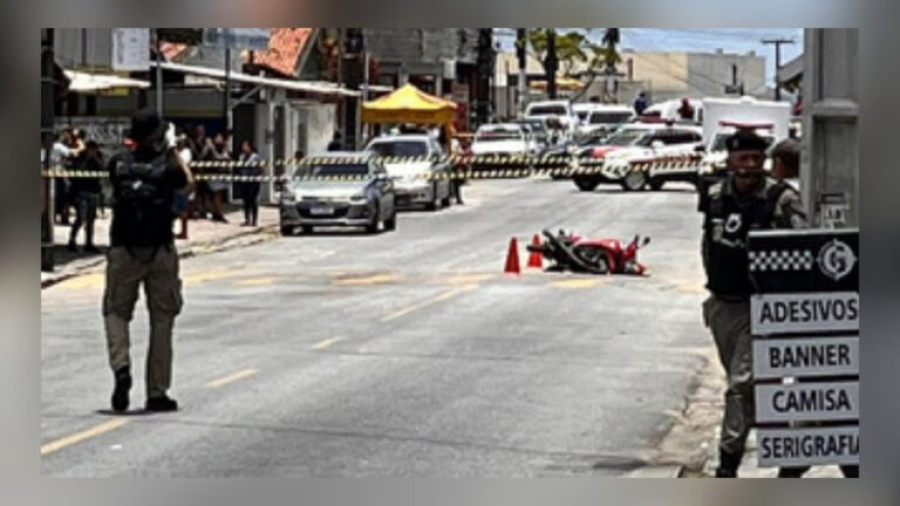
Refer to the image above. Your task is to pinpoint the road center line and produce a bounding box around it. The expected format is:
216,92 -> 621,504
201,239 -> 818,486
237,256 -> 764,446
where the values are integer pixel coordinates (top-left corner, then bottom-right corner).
206,368 -> 258,388
381,285 -> 477,323
311,337 -> 345,350
41,418 -> 129,456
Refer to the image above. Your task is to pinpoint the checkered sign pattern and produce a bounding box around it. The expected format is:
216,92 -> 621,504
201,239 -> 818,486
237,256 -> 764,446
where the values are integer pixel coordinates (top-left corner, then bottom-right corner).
748,249 -> 815,272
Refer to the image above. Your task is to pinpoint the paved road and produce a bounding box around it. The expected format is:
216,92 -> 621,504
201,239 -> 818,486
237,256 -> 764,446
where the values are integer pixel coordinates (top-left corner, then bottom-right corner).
41,178 -> 712,477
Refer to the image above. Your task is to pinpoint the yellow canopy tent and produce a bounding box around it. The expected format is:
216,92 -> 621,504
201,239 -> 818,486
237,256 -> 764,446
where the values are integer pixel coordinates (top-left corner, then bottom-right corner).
362,83 -> 457,125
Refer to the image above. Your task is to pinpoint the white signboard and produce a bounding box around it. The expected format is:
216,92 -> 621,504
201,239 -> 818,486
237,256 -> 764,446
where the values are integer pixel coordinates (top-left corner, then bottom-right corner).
112,28 -> 150,72
755,382 -> 859,423
758,426 -> 859,467
751,292 -> 859,335
753,336 -> 860,379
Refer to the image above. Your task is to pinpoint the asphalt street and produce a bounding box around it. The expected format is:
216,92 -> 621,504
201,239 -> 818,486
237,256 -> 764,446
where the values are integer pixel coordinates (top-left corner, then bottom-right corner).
41,177 -> 712,477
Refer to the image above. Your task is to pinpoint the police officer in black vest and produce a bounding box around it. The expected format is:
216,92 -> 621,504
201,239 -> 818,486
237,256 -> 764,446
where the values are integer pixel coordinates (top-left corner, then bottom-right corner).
699,129 -> 806,477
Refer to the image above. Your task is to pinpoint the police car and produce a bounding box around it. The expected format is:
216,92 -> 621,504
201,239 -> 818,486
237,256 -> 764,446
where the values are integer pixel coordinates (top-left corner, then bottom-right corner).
572,121 -> 704,192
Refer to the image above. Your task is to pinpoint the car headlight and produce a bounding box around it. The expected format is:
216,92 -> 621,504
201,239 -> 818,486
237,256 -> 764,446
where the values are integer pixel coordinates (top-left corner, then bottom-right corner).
350,194 -> 367,202
281,191 -> 296,203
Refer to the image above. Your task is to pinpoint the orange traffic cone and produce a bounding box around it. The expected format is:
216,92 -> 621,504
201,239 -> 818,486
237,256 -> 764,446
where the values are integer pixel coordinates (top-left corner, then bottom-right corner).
527,234 -> 543,269
504,237 -> 521,275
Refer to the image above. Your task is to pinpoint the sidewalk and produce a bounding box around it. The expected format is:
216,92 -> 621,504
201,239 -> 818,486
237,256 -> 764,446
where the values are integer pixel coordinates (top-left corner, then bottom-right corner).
41,204 -> 280,289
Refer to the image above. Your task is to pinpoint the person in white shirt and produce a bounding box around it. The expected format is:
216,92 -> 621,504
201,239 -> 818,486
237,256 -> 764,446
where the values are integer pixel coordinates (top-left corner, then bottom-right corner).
174,133 -> 194,239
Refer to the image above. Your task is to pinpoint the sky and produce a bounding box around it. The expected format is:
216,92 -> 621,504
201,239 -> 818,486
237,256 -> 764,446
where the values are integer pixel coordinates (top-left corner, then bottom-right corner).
495,28 -> 804,86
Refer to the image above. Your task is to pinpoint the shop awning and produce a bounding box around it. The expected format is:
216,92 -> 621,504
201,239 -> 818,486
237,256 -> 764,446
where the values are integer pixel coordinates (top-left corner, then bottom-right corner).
361,84 -> 457,124
64,70 -> 151,93
160,62 -> 360,98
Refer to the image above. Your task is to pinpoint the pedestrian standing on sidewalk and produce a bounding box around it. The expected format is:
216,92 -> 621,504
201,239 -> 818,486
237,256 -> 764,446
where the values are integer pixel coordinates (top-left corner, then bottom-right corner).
103,109 -> 192,413
237,140 -> 264,227
174,133 -> 193,240
188,124 -> 215,219
51,129 -> 82,225
208,133 -> 231,223
698,129 -> 807,478
68,141 -> 103,253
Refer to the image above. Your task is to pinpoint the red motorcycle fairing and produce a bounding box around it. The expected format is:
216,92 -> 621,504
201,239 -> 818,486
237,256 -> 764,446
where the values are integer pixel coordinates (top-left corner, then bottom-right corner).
576,238 -> 622,252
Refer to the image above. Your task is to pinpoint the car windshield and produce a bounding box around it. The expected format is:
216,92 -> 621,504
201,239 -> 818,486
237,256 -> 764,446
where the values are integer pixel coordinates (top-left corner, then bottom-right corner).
711,133 -> 775,152
604,130 -> 646,147
517,121 -> 547,134
576,133 -> 609,147
476,130 -> 523,142
528,105 -> 568,116
368,141 -> 429,157
297,163 -> 372,177
589,112 -> 633,125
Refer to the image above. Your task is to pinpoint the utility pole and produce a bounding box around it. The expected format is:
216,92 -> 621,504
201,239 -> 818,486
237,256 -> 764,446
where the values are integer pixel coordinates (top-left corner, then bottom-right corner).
341,28 -> 365,150
41,28 -> 56,272
224,46 -> 232,136
475,28 -> 494,125
516,28 -> 527,117
545,29 -> 558,99
762,37 -> 795,101
155,28 -> 164,117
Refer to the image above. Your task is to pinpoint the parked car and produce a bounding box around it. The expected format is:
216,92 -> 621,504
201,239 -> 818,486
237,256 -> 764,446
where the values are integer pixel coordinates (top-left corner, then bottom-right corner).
525,100 -> 577,136
514,118 -> 551,155
280,152 -> 397,235
572,123 -> 704,192
577,104 -> 636,139
365,135 -> 453,210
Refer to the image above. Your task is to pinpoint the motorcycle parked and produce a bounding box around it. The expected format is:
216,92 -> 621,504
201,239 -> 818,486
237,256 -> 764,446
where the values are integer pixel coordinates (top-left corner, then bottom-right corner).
527,229 -> 651,275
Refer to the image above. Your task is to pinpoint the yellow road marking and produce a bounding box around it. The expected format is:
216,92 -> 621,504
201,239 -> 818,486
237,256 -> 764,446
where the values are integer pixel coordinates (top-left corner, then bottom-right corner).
382,285 -> 477,322
41,418 -> 129,456
334,273 -> 398,286
448,273 -> 496,285
311,337 -> 344,350
550,278 -> 608,289
206,368 -> 258,388
236,276 -> 279,287
182,269 -> 243,286
58,272 -> 105,290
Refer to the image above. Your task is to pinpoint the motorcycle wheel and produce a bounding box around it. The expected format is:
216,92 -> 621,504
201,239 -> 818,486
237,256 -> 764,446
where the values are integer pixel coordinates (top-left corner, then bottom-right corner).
573,246 -> 610,274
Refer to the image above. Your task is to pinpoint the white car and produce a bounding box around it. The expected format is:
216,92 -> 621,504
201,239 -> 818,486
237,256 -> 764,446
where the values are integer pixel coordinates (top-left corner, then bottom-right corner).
578,104 -> 636,138
572,123 -> 704,192
471,124 -> 530,156
525,100 -> 577,136
365,135 -> 453,210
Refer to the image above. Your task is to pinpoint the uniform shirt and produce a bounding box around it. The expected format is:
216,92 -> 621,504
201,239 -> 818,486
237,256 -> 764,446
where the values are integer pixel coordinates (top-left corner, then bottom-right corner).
700,175 -> 806,298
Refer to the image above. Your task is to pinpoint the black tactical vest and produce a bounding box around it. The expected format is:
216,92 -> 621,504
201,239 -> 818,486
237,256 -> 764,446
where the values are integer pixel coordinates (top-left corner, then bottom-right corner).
701,176 -> 789,298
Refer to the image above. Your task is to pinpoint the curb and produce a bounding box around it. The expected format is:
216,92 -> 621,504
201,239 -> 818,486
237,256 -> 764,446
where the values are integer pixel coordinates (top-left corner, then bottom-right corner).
40,224 -> 278,291
624,464 -> 685,478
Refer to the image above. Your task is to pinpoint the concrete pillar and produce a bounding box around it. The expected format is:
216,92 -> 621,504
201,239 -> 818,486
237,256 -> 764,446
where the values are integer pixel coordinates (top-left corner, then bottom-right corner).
802,29 -> 859,227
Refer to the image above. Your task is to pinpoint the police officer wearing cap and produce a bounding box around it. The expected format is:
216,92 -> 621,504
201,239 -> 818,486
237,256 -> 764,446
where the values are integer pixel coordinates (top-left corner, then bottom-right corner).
699,129 -> 806,477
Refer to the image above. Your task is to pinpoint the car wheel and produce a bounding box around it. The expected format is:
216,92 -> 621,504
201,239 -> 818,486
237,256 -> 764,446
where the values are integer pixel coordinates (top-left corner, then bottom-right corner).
384,211 -> 397,231
574,177 -> 599,192
426,182 -> 440,211
622,169 -> 648,191
365,204 -> 381,234
280,225 -> 294,236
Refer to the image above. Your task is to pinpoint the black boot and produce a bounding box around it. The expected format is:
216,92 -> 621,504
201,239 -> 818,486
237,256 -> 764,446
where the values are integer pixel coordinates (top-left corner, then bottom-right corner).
145,395 -> 179,412
715,450 -> 742,478
111,367 -> 132,413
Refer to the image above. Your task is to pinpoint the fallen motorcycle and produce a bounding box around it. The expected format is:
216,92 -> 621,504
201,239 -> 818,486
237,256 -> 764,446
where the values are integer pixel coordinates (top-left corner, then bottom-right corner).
527,229 -> 651,275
